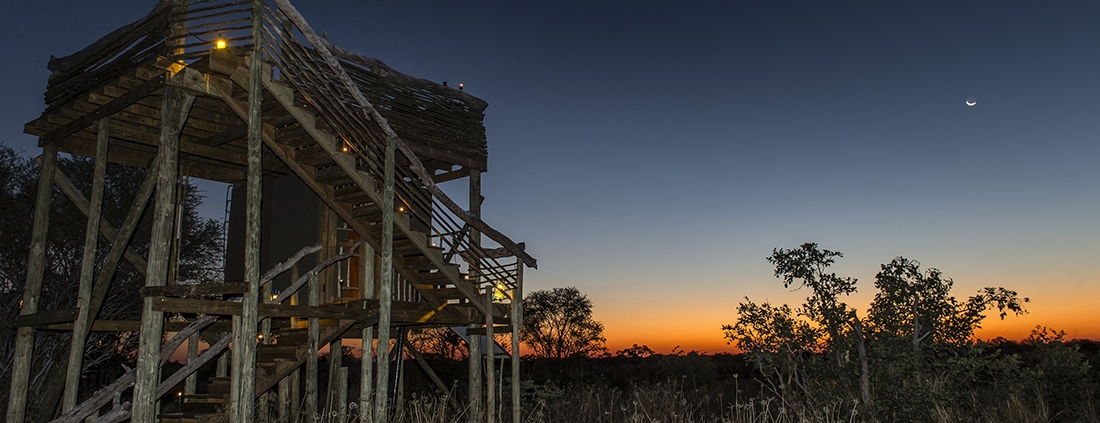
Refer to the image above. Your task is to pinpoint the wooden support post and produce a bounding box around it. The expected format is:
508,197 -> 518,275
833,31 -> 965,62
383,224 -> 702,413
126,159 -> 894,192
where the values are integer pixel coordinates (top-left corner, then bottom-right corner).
468,329 -> 481,422
511,261 -> 523,423
373,136 -> 396,423
277,377 -> 289,423
485,297 -> 495,423
62,118 -> 110,413
230,315 -> 242,423
289,266 -> 301,423
359,243 -> 376,423
305,272 -> 320,421
7,142 -> 58,423
236,2 -> 265,422
185,332 -> 199,395
467,169 -> 483,423
132,85 -> 195,423
336,368 -> 348,423
328,336 -> 343,413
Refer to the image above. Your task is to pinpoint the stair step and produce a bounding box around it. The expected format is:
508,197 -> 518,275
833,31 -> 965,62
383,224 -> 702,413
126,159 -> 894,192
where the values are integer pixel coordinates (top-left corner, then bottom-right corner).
206,377 -> 229,395
257,345 -> 298,361
182,394 -> 226,404
273,328 -> 309,344
275,124 -> 314,147
158,411 -> 221,423
295,144 -> 332,168
334,186 -> 373,206
419,271 -> 463,284
314,164 -> 352,185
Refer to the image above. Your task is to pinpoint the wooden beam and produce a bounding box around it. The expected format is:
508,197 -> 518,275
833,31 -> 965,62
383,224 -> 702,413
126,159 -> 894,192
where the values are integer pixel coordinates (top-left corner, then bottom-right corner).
39,74 -> 165,145
140,283 -> 249,297
50,161 -> 148,276
7,142 -> 58,423
131,85 -> 195,423
511,260 -> 523,423
359,243 -> 376,418
151,297 -> 377,321
14,307 -> 79,327
64,116 -> 111,412
375,133 -> 396,423
431,166 -> 470,183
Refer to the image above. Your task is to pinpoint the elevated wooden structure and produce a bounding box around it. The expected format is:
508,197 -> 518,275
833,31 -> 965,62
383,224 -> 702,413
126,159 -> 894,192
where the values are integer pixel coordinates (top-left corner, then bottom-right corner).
9,1 -> 533,423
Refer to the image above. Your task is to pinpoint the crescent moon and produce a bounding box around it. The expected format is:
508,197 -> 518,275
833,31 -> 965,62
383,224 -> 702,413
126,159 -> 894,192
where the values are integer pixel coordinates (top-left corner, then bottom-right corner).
966,96 -> 977,106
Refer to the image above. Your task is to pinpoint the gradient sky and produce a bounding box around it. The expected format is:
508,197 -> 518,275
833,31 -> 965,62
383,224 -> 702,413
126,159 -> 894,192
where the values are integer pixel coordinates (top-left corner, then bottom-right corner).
2,1 -> 1098,354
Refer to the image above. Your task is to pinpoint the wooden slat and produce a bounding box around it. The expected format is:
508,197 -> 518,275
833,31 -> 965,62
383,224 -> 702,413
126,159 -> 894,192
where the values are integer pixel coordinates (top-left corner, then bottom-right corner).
40,74 -> 165,144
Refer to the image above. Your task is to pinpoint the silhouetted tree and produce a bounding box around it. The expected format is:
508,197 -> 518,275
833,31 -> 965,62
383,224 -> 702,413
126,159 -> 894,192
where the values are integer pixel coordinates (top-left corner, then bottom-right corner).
521,287 -> 606,359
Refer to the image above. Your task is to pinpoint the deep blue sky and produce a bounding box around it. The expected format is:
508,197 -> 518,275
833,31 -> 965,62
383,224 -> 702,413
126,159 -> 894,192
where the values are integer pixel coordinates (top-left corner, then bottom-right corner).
3,1 -> 1098,350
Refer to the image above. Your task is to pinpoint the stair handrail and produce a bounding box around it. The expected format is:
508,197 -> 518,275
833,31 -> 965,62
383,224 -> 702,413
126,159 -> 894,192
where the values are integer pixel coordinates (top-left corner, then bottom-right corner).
268,0 -> 536,269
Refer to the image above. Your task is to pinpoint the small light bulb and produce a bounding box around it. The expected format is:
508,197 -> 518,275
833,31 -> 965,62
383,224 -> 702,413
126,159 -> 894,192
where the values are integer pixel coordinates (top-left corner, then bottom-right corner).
215,39 -> 227,50
398,206 -> 405,212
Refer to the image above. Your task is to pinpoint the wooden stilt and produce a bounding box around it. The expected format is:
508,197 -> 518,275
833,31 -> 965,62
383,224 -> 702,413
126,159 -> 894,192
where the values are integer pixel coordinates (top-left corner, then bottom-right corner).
185,332 -> 199,395
277,377 -> 289,423
485,298 -> 495,423
468,330 -> 481,422
336,368 -> 348,423
373,135 -> 395,423
131,85 -> 195,423
62,118 -> 110,413
511,261 -> 523,423
7,141 -> 58,423
305,272 -> 320,421
359,243 -> 376,423
328,336 -> 343,413
467,169 -> 483,423
236,2 -> 265,422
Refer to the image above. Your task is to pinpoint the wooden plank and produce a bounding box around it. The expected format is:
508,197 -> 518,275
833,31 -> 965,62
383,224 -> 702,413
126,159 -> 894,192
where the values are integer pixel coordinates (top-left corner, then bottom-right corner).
431,166 -> 470,183
141,283 -> 249,297
6,142 -> 57,423
150,297 -> 377,321
40,74 -> 165,145
14,307 -> 79,327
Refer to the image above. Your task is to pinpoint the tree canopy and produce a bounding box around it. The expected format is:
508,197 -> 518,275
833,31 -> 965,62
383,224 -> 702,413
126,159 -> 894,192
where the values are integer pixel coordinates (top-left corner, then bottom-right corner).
521,286 -> 606,359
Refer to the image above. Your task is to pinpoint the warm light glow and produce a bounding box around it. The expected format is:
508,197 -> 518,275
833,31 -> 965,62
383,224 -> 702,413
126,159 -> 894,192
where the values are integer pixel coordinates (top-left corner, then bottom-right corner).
398,206 -> 405,212
492,282 -> 507,302
177,392 -> 182,398
215,39 -> 227,50
270,293 -> 279,301
341,144 -> 349,153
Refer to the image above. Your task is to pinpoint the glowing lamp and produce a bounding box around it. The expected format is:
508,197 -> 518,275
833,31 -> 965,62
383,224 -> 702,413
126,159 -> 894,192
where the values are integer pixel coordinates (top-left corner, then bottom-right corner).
492,282 -> 507,302
398,206 -> 405,213
215,39 -> 227,50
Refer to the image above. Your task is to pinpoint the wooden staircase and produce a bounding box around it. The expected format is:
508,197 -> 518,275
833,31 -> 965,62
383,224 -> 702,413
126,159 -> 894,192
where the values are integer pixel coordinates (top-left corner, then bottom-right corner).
157,320 -> 357,423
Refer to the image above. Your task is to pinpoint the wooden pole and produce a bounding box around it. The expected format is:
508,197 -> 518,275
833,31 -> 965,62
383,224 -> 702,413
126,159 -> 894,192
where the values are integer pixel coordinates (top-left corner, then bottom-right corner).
373,136 -> 395,423
485,298 -> 495,423
359,243 -> 376,423
336,368 -> 348,423
61,118 -> 110,413
511,261 -> 523,423
131,85 -> 195,423
236,2 -> 265,422
467,169 -> 482,423
7,141 -> 58,423
305,272 -> 320,421
185,332 -> 199,395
